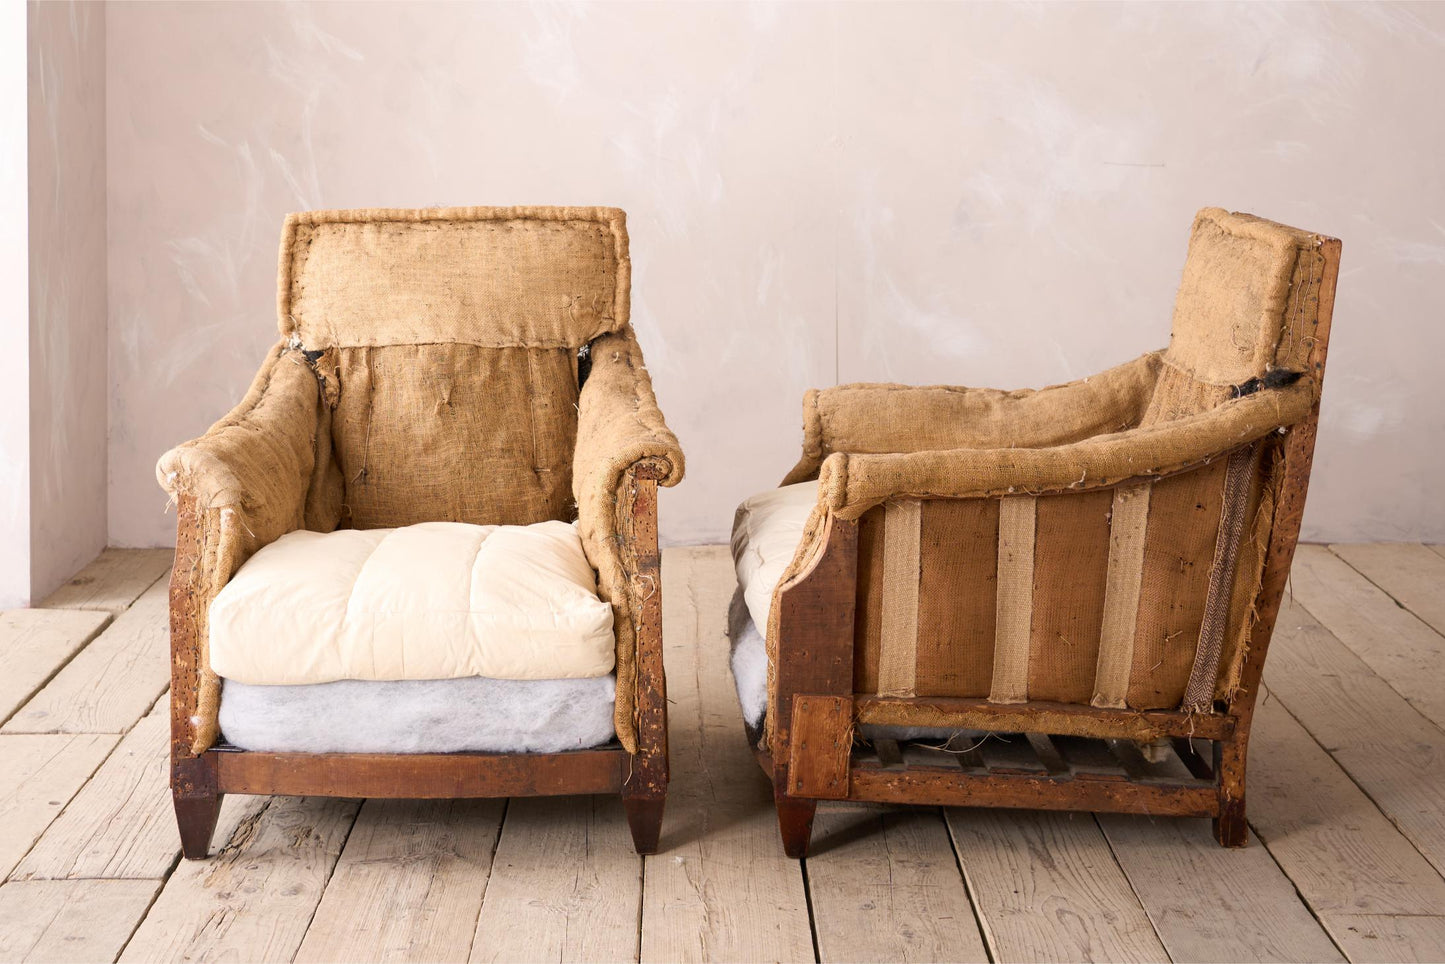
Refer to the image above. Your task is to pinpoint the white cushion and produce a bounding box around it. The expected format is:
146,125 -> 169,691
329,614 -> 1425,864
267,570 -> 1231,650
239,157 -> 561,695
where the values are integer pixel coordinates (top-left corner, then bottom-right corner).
209,520 -> 615,685
730,480 -> 818,632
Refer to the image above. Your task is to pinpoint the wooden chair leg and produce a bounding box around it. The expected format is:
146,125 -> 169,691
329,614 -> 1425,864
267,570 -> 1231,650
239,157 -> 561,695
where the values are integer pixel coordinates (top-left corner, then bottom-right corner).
622,793 -> 665,855
1213,732 -> 1248,848
173,789 -> 224,860
774,790 -> 817,859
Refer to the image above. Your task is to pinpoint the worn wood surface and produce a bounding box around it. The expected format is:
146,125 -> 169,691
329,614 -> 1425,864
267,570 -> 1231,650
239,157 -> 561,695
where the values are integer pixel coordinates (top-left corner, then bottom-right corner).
1329,542 -> 1445,637
38,548 -> 174,614
0,733 -> 117,879
808,805 -> 988,963
4,580 -> 170,735
471,795 -> 641,963
14,699 -> 259,880
0,878 -> 161,963
0,609 -> 110,726
295,799 -> 506,963
8,542 -> 1445,962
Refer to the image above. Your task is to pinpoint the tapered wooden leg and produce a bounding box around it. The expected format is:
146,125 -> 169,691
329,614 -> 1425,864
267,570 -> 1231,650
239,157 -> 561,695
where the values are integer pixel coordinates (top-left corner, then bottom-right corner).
173,789 -> 223,860
775,791 -> 817,859
623,794 -> 665,855
1213,733 -> 1248,848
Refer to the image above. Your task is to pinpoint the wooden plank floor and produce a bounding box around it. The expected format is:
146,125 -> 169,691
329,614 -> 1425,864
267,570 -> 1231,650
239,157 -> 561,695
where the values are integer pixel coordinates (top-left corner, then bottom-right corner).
1,544 -> 1444,962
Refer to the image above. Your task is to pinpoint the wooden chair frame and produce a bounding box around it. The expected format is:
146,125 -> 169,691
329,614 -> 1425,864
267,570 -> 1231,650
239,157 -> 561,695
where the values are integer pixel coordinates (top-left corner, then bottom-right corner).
170,461 -> 670,857
757,239 -> 1340,858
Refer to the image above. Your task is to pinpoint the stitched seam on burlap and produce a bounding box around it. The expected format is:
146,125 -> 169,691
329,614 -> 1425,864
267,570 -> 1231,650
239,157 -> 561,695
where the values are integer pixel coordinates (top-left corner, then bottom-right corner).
877,500 -> 922,696
1092,482 -> 1152,708
989,496 -> 1036,703
1183,445 -> 1255,710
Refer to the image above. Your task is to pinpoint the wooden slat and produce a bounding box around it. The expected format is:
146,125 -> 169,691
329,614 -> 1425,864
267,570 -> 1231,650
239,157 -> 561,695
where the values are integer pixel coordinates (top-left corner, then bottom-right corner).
119,796 -> 360,963
1026,733 -> 1069,775
3,579 -> 170,734
1328,542 -> 1445,639
295,799 -> 506,963
850,765 -> 1215,816
0,733 -> 117,878
808,806 -> 988,963
1100,815 -> 1344,963
1323,914 -> 1445,963
872,738 -> 904,770
0,609 -> 110,726
0,878 -> 161,963
855,694 -> 1235,741
1288,544 -> 1445,728
38,547 -> 174,613
471,795 -> 641,963
788,694 -> 852,798
14,699 -> 262,880
1266,598 -> 1445,877
947,808 -> 1168,962
641,546 -> 813,963
1248,694 -> 1445,916
214,747 -> 625,799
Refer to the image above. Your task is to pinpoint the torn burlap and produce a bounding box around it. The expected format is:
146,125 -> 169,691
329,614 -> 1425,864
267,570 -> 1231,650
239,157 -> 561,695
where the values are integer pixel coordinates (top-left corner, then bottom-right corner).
157,344 -> 320,753
763,208 -> 1332,744
159,207 -> 683,756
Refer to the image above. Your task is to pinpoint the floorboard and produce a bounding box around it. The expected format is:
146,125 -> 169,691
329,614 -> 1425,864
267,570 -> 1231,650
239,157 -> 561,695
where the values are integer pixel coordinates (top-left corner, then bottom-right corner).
1329,542 -> 1445,639
295,799 -> 505,964
639,546 -> 814,964
0,609 -> 111,727
1323,915 -> 1445,963
0,733 -> 117,879
471,796 -> 641,963
3,580 -> 170,735
0,878 -> 161,963
38,548 -> 174,615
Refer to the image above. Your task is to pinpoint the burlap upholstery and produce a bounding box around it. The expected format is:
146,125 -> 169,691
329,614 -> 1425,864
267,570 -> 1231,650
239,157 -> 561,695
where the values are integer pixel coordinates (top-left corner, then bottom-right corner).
765,208 -> 1331,749
160,206 -> 683,755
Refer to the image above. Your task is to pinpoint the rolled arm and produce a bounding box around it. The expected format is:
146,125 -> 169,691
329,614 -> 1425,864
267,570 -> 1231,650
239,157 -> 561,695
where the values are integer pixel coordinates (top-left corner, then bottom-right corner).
572,326 -> 685,753
159,343 -> 320,759
816,379 -> 1315,519
781,352 -> 1164,484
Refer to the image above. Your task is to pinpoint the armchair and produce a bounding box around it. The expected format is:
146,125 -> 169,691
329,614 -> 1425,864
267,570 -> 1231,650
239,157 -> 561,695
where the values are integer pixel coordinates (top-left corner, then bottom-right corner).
159,207 -> 683,857
732,208 -> 1340,855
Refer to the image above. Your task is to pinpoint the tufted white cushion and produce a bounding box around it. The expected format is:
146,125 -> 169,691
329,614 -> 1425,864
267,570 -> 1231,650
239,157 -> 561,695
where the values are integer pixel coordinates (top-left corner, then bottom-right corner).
730,480 -> 819,633
209,520 -> 615,685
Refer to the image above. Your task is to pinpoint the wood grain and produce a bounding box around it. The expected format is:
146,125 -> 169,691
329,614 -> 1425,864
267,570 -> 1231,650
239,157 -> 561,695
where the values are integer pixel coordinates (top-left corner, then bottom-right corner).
471,795 -> 641,963
1322,914 -> 1445,963
1265,597 -> 1445,877
1100,814 -> 1343,962
640,546 -> 813,964
0,609 -> 110,726
1329,542 -> 1445,637
4,579 -> 170,735
0,733 -> 116,878
0,878 -> 161,963
808,805 -> 988,963
295,799 -> 505,963
1247,694 -> 1445,915
946,808 -> 1167,963
39,547 -> 174,613
14,700 -> 262,880
119,796 -> 360,963
1288,544 -> 1445,727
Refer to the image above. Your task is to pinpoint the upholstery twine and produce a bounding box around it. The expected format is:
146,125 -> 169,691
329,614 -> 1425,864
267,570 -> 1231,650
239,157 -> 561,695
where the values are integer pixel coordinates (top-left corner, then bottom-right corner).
160,207 -> 683,756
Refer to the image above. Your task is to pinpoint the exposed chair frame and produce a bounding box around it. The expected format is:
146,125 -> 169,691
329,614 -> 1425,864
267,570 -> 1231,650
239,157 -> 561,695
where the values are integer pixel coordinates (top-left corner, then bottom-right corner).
755,224 -> 1341,857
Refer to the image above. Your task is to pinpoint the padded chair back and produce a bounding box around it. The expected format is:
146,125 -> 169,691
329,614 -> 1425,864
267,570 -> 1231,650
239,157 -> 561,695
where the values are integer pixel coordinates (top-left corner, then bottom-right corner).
277,207 -> 631,529
1142,208 -> 1328,425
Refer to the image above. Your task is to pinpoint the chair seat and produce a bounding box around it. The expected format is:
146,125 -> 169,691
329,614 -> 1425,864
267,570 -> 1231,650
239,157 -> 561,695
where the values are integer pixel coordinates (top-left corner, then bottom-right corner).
208,520 -> 616,685
730,480 -> 818,632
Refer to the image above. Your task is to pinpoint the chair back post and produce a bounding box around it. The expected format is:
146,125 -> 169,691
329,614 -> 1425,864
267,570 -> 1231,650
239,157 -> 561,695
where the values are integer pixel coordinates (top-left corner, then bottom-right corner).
1213,235 -> 1342,844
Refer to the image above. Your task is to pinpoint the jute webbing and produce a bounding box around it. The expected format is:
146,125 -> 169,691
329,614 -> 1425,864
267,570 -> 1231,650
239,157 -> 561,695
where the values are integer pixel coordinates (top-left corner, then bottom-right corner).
878,500 -> 922,696
1184,445 -> 1255,710
989,496 -> 1036,704
1092,483 -> 1152,708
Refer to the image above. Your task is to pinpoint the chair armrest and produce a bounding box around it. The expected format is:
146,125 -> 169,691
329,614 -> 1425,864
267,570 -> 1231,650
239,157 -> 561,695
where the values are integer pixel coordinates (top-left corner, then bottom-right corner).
157,343 -> 319,534
158,343 -> 320,760
781,352 -> 1164,484
816,379 -> 1315,519
572,327 -> 684,754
